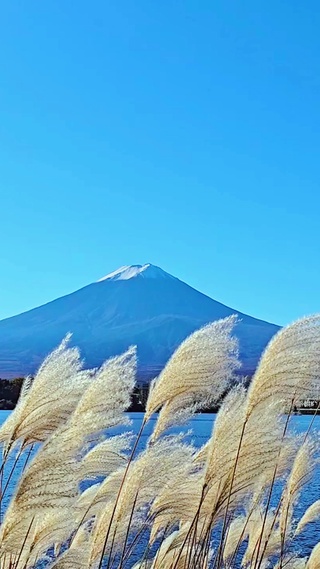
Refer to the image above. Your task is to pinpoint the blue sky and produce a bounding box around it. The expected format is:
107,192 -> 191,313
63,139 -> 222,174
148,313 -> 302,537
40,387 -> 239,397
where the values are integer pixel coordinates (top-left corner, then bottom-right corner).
1,1 -> 319,325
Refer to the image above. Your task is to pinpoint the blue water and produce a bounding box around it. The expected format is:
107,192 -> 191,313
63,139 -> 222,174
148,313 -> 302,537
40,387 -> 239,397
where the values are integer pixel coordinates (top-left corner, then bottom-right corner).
1,411 -> 320,564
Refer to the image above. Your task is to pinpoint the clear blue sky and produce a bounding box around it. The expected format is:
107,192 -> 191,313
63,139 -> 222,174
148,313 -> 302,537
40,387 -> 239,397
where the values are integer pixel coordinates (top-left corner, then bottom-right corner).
1,1 -> 319,325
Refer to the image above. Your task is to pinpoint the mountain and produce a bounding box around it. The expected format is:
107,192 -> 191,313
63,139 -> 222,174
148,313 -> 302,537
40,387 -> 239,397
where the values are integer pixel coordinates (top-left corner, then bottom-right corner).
0,264 -> 280,379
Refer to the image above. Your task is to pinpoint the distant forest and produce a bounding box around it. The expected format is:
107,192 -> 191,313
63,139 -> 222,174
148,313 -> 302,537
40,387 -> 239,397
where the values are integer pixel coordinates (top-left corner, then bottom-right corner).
0,379 -> 222,412
1,377 -> 317,413
0,379 -> 152,411
0,378 -> 24,409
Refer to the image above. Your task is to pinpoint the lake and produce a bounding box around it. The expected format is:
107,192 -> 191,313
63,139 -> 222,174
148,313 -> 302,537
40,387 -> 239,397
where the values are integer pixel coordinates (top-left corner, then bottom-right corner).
1,411 -> 320,564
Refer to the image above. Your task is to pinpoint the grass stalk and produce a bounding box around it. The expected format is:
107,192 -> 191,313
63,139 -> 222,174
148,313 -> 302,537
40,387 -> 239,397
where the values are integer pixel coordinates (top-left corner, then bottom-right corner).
117,490 -> 139,568
97,416 -> 147,569
215,416 -> 248,566
253,401 -> 294,569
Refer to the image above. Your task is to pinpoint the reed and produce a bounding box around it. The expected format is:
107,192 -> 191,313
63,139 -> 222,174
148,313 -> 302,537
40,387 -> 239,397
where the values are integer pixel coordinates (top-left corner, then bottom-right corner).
0,315 -> 320,568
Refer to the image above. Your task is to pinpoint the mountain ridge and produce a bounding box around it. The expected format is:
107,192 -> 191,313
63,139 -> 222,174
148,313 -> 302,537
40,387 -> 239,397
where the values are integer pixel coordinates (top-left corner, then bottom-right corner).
0,264 -> 280,379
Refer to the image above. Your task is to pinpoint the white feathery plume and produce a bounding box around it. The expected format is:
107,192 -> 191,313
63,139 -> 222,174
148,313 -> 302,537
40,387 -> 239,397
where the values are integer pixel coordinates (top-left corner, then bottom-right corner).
189,316 -> 320,540
87,502 -> 116,564
0,426 -> 79,556
150,471 -> 203,543
45,521 -> 91,569
13,426 -> 79,509
146,316 -> 240,440
280,440 -> 315,540
246,315 -> 320,418
150,327 -> 304,566
19,375 -> 34,398
78,467 -> 126,523
0,335 -> 92,453
149,387 -> 277,559
46,544 -> 90,569
307,542 -> 320,568
152,525 -> 212,568
201,385 -> 285,513
21,509 -> 75,568
223,515 -> 248,564
88,436 -> 195,563
296,500 -> 320,535
203,385 -> 247,487
0,343 -> 137,559
68,346 -> 136,449
114,436 -> 195,525
75,483 -> 101,519
149,530 -> 193,569
78,432 -> 133,481
184,385 -> 295,556
241,507 -> 281,567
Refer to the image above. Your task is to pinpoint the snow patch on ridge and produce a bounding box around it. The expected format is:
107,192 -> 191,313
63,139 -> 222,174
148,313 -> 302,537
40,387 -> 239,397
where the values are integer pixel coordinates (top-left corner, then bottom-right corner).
97,264 -> 174,282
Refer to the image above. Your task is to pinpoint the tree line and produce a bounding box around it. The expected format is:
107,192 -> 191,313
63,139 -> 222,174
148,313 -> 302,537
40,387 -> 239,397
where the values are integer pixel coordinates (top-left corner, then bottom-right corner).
0,379 -> 236,412
0,378 -> 150,411
0,378 -> 24,409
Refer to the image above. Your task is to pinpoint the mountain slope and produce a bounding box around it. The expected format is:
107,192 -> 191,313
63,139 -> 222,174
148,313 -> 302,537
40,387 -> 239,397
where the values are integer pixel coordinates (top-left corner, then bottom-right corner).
0,264 -> 280,379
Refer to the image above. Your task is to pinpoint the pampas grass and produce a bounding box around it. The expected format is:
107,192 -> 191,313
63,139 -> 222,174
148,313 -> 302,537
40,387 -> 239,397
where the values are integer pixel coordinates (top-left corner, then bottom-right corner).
0,335 -> 92,455
146,316 -> 240,440
78,434 -> 133,482
1,315 -> 320,568
295,500 -> 320,535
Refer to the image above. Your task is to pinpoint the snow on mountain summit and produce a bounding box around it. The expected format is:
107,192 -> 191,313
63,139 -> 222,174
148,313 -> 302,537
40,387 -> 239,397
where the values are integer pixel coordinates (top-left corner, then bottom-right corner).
97,264 -> 174,282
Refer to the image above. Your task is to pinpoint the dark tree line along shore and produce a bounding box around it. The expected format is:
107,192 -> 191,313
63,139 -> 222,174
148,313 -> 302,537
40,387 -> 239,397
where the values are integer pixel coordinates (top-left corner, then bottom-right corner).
0,378 -> 318,413
0,379 -> 152,411
0,379 -> 222,412
0,378 -> 24,409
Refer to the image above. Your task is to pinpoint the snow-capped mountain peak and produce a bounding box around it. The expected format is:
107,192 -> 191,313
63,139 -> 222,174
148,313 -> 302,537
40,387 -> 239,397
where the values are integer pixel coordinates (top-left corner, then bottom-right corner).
0,262 -> 280,379
97,264 -> 174,282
